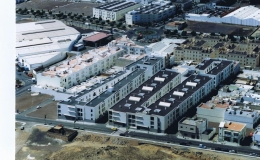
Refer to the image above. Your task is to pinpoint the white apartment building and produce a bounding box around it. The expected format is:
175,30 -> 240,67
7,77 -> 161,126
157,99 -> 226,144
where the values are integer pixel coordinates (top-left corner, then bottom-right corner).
109,74 -> 214,133
32,67 -> 130,101
93,1 -> 141,21
146,38 -> 186,68
36,43 -> 125,89
125,1 -> 175,25
218,121 -> 246,143
252,126 -> 260,146
197,100 -> 230,123
16,20 -> 80,70
178,116 -> 215,140
108,70 -> 181,132
224,106 -> 260,129
57,68 -> 146,121
195,58 -> 236,87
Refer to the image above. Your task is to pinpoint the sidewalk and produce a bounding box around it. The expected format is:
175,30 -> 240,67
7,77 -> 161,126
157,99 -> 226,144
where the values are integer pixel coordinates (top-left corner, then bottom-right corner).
106,124 -> 167,136
176,134 -> 240,147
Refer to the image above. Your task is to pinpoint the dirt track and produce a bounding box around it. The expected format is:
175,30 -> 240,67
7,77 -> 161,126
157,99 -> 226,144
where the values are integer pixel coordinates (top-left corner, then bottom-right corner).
16,125 -> 250,160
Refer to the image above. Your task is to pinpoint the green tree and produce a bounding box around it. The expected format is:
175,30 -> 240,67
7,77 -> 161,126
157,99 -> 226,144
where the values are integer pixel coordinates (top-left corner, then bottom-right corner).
164,30 -> 170,34
191,31 -> 197,36
122,26 -> 126,30
240,36 -> 245,41
181,31 -> 187,36
128,25 -> 132,28
101,21 -> 105,25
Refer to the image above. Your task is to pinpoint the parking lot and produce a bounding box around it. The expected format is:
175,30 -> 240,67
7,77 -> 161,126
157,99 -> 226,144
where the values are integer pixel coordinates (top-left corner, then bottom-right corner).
16,0 -> 72,10
16,92 -> 53,112
27,101 -> 58,120
53,2 -> 100,16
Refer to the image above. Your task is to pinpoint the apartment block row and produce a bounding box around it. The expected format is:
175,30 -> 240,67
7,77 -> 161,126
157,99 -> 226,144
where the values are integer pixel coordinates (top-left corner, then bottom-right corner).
174,36 -> 260,67
57,68 -> 146,122
108,70 -> 181,132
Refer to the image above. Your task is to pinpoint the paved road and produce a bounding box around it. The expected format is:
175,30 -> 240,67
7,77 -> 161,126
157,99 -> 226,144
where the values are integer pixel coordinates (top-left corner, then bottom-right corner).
125,131 -> 260,156
15,115 -> 112,134
16,67 -> 34,96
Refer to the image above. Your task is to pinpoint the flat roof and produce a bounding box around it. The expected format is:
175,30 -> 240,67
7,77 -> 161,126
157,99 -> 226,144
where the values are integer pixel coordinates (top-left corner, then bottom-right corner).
110,70 -> 180,113
86,69 -> 146,107
60,69 -> 145,106
95,1 -> 138,12
147,74 -> 212,116
83,32 -> 111,42
221,121 -> 246,132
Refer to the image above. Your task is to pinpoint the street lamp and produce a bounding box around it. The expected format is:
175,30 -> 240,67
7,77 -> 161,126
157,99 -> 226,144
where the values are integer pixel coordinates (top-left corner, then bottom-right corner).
44,115 -> 46,125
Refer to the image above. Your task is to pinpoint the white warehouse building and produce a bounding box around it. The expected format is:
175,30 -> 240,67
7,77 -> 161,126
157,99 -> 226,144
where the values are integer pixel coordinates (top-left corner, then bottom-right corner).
16,20 -> 80,70
186,6 -> 260,27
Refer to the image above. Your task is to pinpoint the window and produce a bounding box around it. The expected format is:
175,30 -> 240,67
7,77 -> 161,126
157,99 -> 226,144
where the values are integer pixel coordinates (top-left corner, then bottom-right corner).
190,128 -> 194,130
91,114 -> 93,117
91,109 -> 93,112
58,105 -> 61,108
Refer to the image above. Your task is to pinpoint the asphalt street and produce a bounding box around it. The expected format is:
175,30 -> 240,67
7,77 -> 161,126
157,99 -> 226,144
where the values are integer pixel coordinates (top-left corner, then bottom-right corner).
125,132 -> 260,156
15,67 -> 34,97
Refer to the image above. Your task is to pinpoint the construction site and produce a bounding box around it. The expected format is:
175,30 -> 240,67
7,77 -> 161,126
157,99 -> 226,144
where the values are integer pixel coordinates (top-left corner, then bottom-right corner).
15,122 -> 250,160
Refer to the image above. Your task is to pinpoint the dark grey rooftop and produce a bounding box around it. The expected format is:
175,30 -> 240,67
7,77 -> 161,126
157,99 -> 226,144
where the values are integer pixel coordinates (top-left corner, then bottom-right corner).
59,69 -> 145,106
110,70 -> 180,113
125,56 -> 163,70
95,1 -> 137,12
208,60 -> 233,75
86,68 -> 146,107
147,74 -> 212,116
196,59 -> 215,70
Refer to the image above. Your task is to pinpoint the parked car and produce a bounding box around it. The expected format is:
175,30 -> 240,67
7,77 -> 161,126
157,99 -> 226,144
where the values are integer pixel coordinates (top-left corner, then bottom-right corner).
36,106 -> 41,109
229,150 -> 236,153
20,126 -> 24,130
111,127 -> 117,131
119,133 -> 125,136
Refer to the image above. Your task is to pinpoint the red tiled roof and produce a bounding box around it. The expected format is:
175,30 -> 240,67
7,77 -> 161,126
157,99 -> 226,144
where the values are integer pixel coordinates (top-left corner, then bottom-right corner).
83,32 -> 110,42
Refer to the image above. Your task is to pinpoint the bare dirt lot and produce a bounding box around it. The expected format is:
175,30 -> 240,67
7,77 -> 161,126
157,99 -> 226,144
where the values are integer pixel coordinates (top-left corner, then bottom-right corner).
53,2 -> 101,16
16,125 -> 250,160
185,21 -> 255,37
16,92 -> 53,112
16,0 -> 72,10
27,101 -> 58,119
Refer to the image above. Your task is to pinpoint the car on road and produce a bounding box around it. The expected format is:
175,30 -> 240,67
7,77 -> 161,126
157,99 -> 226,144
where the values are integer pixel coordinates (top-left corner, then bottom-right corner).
36,106 -> 41,109
229,150 -> 236,153
111,127 -> 117,131
179,142 -> 189,146
20,126 -> 24,130
119,133 -> 125,136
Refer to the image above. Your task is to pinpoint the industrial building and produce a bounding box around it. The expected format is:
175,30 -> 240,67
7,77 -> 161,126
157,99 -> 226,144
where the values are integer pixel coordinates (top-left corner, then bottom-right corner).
93,1 -> 141,21
125,0 -> 175,25
178,116 -> 216,140
57,68 -> 146,121
82,32 -> 111,47
16,20 -> 80,70
186,5 -> 260,27
109,73 -> 214,133
218,121 -> 246,143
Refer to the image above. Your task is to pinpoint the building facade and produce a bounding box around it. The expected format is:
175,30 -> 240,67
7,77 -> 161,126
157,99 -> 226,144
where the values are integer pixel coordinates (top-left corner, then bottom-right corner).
218,121 -> 246,143
178,116 -> 216,140
125,1 -> 175,25
93,1 -> 141,21
57,68 -> 146,122
109,74 -> 214,133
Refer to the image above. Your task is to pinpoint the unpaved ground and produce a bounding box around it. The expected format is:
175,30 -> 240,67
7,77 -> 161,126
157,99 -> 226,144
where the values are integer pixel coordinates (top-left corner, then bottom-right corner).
16,0 -> 72,10
16,92 -> 53,112
27,101 -> 58,119
16,124 -> 250,160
